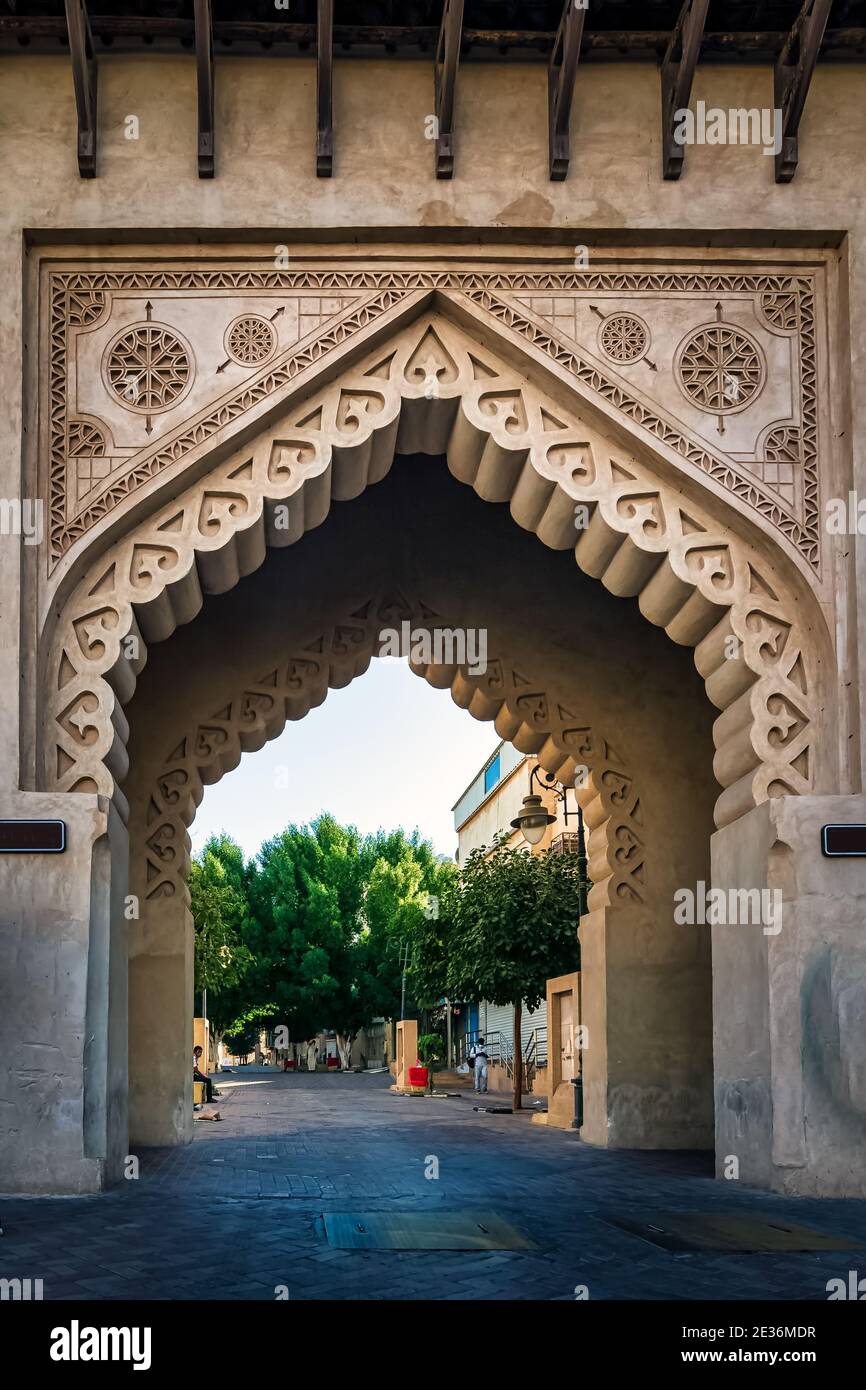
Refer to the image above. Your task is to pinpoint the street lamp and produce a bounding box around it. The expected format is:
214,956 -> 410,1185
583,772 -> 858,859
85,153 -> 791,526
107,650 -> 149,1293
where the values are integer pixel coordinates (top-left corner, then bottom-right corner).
510,764 -> 589,916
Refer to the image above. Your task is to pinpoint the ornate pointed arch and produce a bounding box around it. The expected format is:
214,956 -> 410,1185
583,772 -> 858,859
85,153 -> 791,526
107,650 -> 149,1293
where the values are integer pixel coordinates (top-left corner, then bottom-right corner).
135,592 -> 644,912
45,310 -> 826,831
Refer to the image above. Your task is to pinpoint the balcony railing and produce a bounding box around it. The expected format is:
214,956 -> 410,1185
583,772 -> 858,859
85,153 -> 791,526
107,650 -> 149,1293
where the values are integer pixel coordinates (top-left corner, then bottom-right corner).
550,831 -> 581,853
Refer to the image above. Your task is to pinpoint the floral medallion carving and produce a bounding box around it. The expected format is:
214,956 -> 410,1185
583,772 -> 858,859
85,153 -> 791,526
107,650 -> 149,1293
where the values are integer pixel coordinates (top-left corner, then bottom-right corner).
44,260 -> 823,572
598,312 -> 650,364
224,314 -> 278,367
675,321 -> 765,416
102,322 -> 194,415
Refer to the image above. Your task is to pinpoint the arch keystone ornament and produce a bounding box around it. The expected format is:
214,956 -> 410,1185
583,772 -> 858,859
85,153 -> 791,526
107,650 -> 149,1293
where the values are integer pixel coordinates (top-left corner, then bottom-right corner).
45,312 -> 826,834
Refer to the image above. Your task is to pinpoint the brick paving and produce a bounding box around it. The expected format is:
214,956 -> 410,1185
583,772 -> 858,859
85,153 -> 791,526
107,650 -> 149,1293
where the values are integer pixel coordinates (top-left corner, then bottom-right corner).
3,1069 -> 866,1301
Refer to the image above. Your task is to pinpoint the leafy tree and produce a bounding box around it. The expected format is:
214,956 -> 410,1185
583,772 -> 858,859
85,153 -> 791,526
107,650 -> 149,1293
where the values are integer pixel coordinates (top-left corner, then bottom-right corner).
192,818 -> 456,1065
434,845 -> 583,1111
222,1004 -> 278,1063
190,840 -> 252,1002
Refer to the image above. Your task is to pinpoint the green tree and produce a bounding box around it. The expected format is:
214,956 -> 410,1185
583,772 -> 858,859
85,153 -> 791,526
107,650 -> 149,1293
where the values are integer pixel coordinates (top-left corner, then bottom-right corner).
222,1004 -> 278,1063
244,816 -> 372,1055
435,845 -> 583,1111
189,841 -> 252,1002
198,818 -> 456,1065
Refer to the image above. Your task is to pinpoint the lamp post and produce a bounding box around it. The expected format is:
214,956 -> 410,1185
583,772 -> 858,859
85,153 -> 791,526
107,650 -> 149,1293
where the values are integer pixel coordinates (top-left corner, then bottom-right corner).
510,764 -> 589,1129
509,764 -> 589,917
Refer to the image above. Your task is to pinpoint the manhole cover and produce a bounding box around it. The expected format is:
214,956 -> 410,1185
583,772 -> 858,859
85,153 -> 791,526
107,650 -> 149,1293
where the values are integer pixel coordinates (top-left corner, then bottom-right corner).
323,1211 -> 536,1251
604,1212 -> 865,1253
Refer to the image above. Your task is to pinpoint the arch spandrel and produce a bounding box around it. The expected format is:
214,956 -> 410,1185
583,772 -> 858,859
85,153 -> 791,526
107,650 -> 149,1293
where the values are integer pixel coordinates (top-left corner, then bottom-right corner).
42,308 -> 832,831
44,262 -> 824,591
130,591 -> 646,913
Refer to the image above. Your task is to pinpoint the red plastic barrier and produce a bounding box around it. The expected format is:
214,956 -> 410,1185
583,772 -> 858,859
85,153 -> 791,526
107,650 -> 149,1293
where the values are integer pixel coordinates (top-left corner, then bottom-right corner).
408,1065 -> 429,1088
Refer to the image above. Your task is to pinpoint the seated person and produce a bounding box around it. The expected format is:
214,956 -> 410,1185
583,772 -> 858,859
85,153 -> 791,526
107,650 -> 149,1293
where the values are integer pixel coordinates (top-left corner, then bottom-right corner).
193,1045 -> 219,1104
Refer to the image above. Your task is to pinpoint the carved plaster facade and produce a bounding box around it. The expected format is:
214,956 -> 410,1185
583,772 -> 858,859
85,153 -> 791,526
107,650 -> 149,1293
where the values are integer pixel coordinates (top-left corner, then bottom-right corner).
37,259 -> 837,852
8,245 -> 859,1196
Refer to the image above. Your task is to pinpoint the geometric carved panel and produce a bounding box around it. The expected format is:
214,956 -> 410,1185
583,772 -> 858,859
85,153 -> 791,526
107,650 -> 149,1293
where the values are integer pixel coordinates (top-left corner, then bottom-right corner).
46,261 -> 822,573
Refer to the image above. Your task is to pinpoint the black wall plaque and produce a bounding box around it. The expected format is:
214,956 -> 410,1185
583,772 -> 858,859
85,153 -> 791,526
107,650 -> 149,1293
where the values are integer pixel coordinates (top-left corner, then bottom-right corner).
821,824 -> 866,857
0,820 -> 66,853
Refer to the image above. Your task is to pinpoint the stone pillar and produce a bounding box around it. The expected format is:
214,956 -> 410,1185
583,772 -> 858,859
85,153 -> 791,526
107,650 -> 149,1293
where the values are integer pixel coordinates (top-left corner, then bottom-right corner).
545,971 -> 581,1130
128,889 -> 193,1148
579,899 -> 715,1149
712,795 -> 866,1197
394,1018 -> 418,1091
0,791 -> 128,1193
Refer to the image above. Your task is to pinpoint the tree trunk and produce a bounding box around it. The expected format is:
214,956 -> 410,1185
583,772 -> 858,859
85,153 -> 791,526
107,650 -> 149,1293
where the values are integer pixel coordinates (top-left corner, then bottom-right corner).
335,1032 -> 353,1070
512,999 -> 523,1112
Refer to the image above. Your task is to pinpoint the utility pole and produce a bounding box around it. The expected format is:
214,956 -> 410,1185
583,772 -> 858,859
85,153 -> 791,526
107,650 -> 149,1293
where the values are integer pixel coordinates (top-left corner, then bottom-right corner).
400,939 -> 409,1019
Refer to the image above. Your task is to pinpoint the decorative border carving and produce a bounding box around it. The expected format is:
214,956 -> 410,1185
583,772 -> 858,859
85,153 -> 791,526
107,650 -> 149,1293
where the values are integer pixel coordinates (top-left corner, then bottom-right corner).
137,593 -> 645,910
47,266 -> 820,571
46,313 -> 819,834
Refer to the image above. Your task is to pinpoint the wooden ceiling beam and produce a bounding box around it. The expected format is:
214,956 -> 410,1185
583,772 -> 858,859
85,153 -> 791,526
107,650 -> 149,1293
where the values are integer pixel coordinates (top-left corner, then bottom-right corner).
774,0 -> 832,183
2,19 -> 865,59
434,0 -> 464,179
194,0 -> 214,178
660,0 -> 708,180
63,0 -> 97,177
317,0 -> 333,177
548,0 -> 585,181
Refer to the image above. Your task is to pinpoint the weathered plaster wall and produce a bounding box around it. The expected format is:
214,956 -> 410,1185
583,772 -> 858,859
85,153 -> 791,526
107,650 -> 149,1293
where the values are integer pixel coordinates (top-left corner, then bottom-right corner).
713,795 -> 866,1197
0,55 -> 864,786
0,791 -> 127,1193
0,53 -> 863,1192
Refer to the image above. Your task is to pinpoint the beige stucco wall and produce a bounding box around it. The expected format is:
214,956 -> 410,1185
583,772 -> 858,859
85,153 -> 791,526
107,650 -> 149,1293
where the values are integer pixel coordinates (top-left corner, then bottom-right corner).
0,55 -> 864,788
712,795 -> 866,1196
456,755 -> 567,859
1,52 -> 865,1193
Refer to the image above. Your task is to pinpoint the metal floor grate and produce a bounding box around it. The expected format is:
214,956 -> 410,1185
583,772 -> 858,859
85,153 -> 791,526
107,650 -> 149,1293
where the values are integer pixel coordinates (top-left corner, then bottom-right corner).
323,1211 -> 537,1250
604,1211 -> 865,1253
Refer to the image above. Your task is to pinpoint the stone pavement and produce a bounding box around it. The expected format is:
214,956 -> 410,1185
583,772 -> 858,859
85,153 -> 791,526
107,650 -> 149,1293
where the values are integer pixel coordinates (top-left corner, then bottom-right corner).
3,1069 -> 866,1301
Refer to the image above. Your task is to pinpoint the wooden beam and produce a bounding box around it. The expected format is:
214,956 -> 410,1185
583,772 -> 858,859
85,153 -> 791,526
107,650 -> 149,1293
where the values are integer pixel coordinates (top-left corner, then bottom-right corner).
434,0 -> 464,179
63,0 -> 97,177
317,0 -> 333,177
2,19 -> 865,60
194,0 -> 214,178
660,0 -> 708,180
548,0 -> 586,180
774,0 -> 832,183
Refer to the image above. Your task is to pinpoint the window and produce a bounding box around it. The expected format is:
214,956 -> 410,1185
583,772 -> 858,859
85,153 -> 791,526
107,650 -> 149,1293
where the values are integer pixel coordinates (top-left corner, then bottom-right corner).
483,753 -> 501,795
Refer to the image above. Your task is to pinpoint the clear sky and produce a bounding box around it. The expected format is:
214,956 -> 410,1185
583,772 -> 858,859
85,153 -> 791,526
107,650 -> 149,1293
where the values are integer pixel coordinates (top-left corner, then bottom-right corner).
189,657 -> 498,864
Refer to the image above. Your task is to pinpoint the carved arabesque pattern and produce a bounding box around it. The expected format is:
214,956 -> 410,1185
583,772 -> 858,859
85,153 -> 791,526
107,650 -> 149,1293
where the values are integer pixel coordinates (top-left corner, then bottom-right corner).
598,313 -> 649,364
68,420 -> 107,456
103,324 -> 194,413
47,267 -> 821,570
137,594 -> 646,911
46,313 -> 820,833
225,314 -> 278,367
676,323 -> 765,414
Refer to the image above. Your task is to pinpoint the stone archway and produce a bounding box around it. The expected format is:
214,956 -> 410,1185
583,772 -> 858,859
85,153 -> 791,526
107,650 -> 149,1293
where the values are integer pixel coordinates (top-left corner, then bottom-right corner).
19,268 -> 859,1199
122,524 -> 714,1156
44,310 -> 830,835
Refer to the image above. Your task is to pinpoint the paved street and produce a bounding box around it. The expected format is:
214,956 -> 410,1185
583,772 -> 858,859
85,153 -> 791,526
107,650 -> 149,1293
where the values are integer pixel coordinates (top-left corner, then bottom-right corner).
3,1070 -> 866,1301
